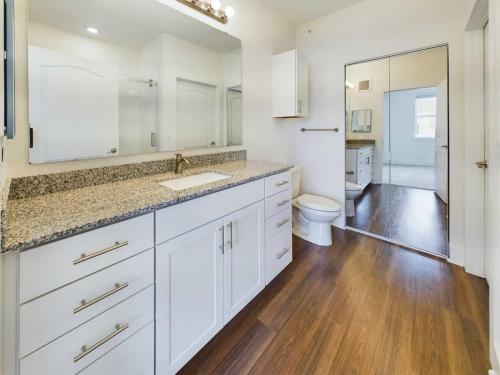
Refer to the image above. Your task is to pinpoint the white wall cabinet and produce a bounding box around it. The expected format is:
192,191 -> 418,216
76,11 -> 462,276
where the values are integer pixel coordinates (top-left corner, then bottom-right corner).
273,50 -> 309,118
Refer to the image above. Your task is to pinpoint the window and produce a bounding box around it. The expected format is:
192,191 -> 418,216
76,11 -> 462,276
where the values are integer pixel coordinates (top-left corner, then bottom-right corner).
414,95 -> 437,138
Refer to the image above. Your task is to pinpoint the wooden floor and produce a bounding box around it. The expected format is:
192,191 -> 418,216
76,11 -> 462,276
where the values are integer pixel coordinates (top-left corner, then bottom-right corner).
346,184 -> 449,256
180,229 -> 489,375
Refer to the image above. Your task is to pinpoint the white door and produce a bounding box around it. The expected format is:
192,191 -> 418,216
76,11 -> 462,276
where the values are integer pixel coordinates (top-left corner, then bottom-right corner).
223,201 -> 265,324
484,21 -> 491,280
28,45 -> 119,163
155,219 -> 224,375
227,88 -> 242,145
435,79 -> 448,203
177,79 -> 217,149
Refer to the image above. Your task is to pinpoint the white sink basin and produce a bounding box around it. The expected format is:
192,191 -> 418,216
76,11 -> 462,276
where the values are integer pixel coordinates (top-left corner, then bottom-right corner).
159,172 -> 231,191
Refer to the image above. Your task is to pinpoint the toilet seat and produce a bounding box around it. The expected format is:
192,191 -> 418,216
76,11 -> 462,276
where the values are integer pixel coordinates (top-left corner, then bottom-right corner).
296,194 -> 341,212
346,181 -> 363,192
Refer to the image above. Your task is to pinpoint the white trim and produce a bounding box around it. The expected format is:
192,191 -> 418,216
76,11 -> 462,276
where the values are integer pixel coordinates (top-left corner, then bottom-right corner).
464,28 -> 486,278
345,226 -> 449,259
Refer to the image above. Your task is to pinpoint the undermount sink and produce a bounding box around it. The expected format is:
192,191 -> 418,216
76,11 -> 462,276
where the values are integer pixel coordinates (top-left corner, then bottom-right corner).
159,172 -> 231,191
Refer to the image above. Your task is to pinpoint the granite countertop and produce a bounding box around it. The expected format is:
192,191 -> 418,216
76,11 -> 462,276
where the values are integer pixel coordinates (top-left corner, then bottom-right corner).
2,160 -> 291,252
346,144 -> 375,150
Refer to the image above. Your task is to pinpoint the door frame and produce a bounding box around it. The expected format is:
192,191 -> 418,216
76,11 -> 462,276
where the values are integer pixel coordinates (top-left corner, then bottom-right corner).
344,44 -> 450,258
464,2 -> 489,278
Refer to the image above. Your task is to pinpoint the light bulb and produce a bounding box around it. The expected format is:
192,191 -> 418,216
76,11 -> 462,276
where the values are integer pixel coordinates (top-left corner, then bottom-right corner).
224,6 -> 235,18
86,26 -> 99,35
210,0 -> 221,10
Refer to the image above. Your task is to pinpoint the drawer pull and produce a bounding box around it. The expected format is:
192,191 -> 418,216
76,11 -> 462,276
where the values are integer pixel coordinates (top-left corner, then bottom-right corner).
74,323 -> 129,363
276,218 -> 290,228
276,199 -> 290,207
74,241 -> 129,265
276,247 -> 291,259
346,171 -> 354,175
275,180 -> 289,187
74,282 -> 129,314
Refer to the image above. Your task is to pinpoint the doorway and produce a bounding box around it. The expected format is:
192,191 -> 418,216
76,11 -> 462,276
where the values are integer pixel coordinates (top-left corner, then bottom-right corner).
345,46 -> 450,257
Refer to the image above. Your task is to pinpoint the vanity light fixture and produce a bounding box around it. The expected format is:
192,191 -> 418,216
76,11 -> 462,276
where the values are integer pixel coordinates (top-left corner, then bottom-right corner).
176,0 -> 235,24
86,26 -> 99,35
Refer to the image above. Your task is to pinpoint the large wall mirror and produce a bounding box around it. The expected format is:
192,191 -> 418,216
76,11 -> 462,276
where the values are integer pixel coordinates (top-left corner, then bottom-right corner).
27,0 -> 242,164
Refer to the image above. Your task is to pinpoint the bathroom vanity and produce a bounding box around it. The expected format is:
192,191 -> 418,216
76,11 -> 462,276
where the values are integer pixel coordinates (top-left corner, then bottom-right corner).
346,144 -> 375,188
1,156 -> 293,375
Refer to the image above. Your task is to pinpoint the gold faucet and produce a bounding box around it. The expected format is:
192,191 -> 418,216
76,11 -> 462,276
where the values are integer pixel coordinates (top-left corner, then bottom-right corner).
174,153 -> 190,174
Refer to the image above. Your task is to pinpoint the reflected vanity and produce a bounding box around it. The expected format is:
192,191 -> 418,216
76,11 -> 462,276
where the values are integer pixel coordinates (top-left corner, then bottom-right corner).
27,0 -> 242,163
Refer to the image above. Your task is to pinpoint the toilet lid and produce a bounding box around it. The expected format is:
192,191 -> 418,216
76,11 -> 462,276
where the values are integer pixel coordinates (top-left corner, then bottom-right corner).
296,194 -> 341,212
346,181 -> 363,191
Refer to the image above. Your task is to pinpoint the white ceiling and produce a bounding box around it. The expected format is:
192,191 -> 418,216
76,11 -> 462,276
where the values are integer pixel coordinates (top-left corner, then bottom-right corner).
28,0 -> 241,53
262,0 -> 364,24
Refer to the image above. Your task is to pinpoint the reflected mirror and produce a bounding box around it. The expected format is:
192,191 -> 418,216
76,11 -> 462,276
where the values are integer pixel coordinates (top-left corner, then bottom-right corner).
27,0 -> 242,163
345,46 -> 449,257
351,109 -> 372,133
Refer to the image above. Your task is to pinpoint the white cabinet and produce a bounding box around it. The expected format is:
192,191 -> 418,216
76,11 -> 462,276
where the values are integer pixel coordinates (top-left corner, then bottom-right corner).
273,50 -> 308,118
156,220 -> 224,375
156,200 -> 265,374
346,146 -> 375,188
223,201 -> 265,323
8,171 -> 291,375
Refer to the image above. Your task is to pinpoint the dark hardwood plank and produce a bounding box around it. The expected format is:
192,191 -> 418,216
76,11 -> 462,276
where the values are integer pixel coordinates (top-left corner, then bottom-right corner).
346,184 -> 449,256
180,229 -> 489,375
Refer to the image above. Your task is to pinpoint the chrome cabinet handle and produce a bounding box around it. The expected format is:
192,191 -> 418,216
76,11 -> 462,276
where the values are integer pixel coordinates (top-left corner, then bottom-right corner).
74,323 -> 129,363
276,218 -> 290,228
74,282 -> 129,314
276,199 -> 290,207
276,180 -> 289,187
74,241 -> 129,265
219,226 -> 225,254
227,222 -> 233,250
276,247 -> 291,259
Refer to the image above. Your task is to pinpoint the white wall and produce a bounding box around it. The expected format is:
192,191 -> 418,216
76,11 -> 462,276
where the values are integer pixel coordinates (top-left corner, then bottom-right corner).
5,0 -> 295,178
295,0 -> 475,263
346,58 -> 388,183
383,87 -> 437,167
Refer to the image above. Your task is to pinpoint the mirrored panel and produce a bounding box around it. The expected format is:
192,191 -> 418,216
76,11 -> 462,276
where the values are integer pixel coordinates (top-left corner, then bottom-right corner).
345,46 -> 449,257
351,109 -> 372,133
28,0 -> 242,163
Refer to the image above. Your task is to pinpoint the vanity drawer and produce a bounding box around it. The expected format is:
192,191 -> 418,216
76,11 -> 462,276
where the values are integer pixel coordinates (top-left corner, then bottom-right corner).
265,206 -> 292,240
19,213 -> 154,303
266,227 -> 293,285
265,171 -> 292,197
156,179 -> 264,245
358,147 -> 372,158
19,249 -> 154,358
265,188 -> 292,219
20,286 -> 154,375
79,322 -> 154,375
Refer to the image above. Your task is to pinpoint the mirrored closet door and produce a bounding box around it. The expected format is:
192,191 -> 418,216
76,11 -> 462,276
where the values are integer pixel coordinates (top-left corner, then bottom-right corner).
345,46 -> 449,257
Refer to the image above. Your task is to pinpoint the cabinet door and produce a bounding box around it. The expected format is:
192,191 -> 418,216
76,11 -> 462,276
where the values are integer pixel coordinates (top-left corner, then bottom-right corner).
223,201 -> 265,324
156,219 -> 224,375
297,54 -> 309,117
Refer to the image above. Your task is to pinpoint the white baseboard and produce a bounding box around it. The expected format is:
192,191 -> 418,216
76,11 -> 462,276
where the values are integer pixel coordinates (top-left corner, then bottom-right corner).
489,370 -> 497,375
448,244 -> 464,267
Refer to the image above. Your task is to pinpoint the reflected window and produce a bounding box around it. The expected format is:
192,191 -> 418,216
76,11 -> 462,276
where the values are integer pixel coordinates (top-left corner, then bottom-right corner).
414,95 -> 437,138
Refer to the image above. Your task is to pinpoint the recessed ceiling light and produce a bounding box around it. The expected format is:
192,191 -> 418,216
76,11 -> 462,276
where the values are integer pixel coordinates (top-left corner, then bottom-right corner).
86,27 -> 99,35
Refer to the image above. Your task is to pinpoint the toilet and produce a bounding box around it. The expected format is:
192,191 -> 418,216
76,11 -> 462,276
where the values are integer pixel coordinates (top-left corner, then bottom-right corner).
345,181 -> 364,218
291,167 -> 341,246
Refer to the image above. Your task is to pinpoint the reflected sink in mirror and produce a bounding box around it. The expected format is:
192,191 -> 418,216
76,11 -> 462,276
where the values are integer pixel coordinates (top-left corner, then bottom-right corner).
159,172 -> 231,191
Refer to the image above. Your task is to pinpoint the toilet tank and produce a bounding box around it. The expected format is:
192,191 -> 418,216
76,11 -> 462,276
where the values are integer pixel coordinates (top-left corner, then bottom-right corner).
291,166 -> 302,199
